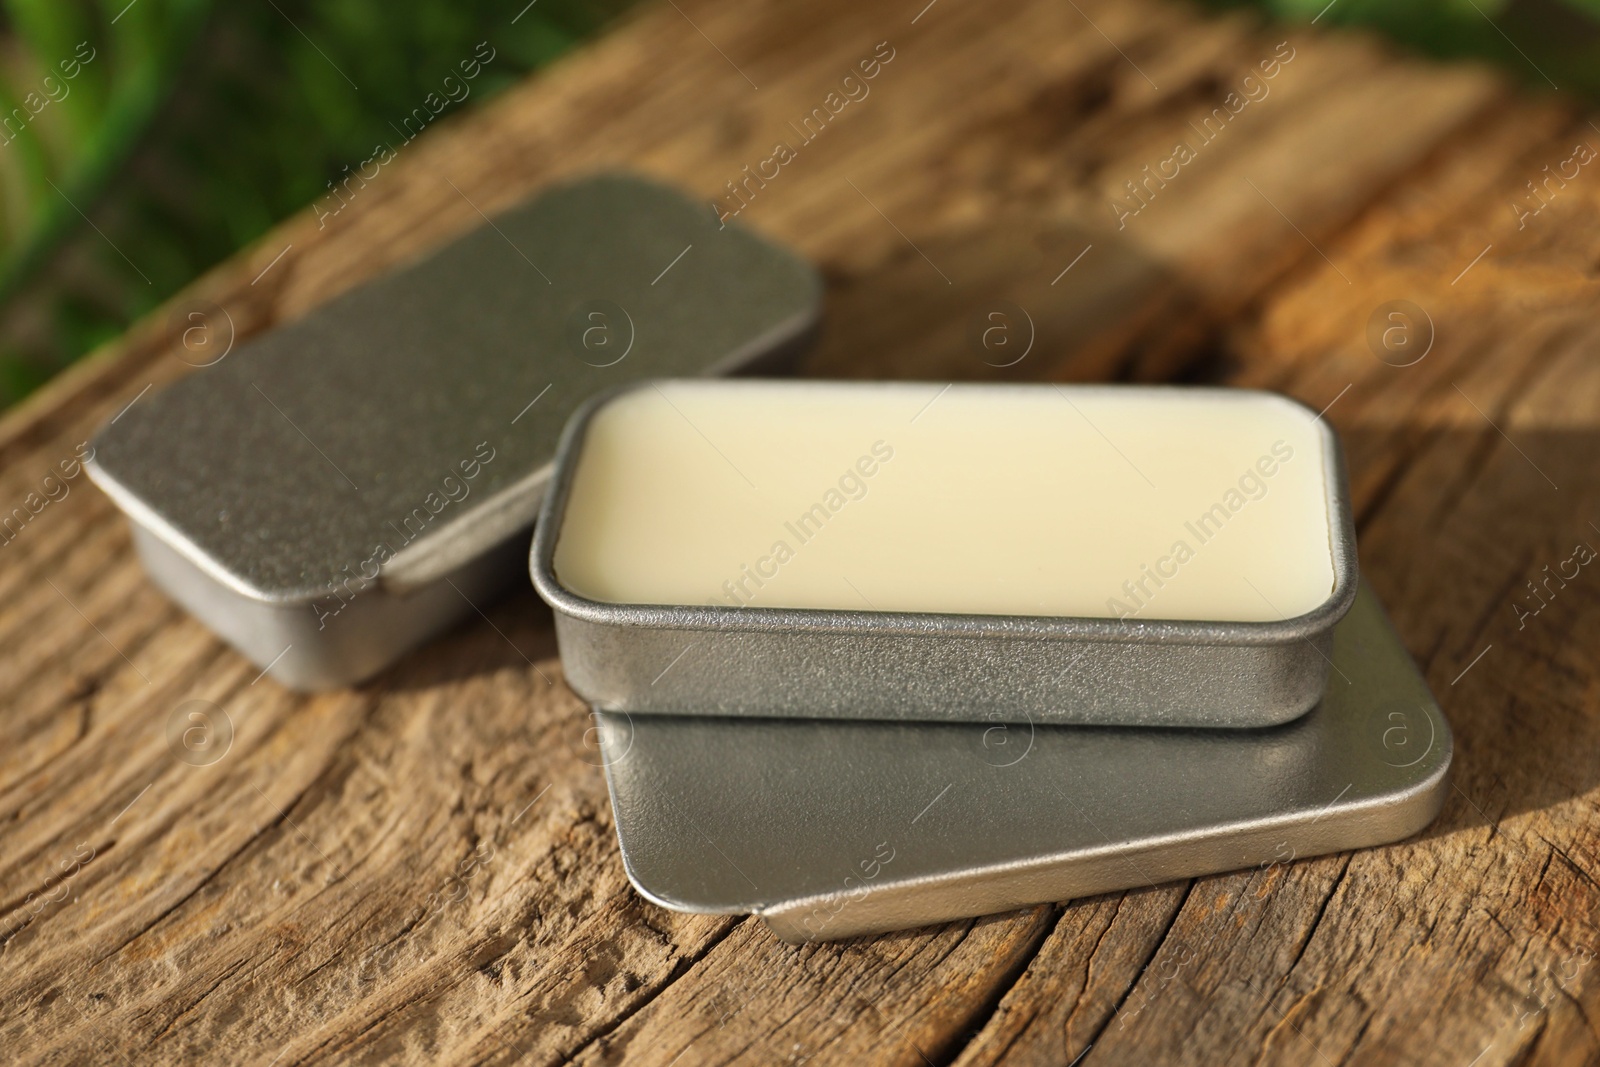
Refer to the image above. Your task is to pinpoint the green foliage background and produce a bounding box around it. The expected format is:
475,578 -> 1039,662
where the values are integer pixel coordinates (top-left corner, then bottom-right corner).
0,0 -> 629,407
0,0 -> 1591,410
1214,0 -> 1600,94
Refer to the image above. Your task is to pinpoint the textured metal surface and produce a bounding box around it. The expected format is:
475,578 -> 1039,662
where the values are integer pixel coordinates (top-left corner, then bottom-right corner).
531,382 -> 1359,728
127,523 -> 526,691
597,582 -> 1450,941
86,174 -> 820,689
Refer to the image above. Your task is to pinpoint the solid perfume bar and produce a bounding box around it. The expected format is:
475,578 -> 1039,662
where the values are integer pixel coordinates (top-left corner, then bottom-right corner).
531,380 -> 1358,727
555,380 -> 1336,622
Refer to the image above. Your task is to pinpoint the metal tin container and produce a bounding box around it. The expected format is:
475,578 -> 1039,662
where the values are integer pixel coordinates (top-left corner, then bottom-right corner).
87,174 -> 821,690
531,381 -> 1358,728
594,582 -> 1450,942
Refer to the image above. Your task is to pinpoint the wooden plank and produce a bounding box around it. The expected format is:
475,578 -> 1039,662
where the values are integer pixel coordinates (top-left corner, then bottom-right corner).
954,98 -> 1600,1067
4,0 -> 1596,1062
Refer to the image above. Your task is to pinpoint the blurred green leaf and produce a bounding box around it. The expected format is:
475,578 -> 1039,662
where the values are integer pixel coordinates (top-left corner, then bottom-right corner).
0,0 -> 630,408
1217,0 -> 1600,96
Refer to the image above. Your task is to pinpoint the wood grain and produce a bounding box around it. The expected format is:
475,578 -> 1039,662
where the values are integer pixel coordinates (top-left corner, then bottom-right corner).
1,0 -> 1597,1063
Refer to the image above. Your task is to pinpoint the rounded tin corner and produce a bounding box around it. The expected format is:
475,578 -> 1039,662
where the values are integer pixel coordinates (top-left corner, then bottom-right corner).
85,452 -> 313,610
529,378 -> 666,616
612,844 -> 757,919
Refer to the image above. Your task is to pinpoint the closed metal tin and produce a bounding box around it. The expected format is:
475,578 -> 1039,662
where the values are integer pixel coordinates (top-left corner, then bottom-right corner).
87,174 -> 821,690
594,582 -> 1450,942
530,382 -> 1358,728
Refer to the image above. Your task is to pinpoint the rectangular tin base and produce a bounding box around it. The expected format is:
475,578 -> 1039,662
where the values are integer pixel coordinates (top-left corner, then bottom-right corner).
128,523 -> 528,690
595,582 -> 1450,942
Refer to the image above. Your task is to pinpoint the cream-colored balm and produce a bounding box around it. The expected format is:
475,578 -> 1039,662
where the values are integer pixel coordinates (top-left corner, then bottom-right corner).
553,381 -> 1339,623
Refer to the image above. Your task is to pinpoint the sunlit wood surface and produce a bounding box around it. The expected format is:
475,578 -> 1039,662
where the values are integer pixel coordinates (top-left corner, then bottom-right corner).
2,0 -> 1597,1062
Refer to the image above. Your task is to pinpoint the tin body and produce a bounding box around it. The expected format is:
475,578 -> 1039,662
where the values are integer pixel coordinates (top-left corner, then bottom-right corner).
88,174 -> 821,690
530,382 -> 1359,728
595,583 -> 1450,941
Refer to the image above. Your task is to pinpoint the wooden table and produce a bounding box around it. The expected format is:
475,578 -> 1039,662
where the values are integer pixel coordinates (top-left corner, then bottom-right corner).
3,0 -> 1598,1062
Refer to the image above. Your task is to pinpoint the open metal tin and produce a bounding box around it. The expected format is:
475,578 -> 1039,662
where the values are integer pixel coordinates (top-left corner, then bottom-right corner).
594,582 -> 1450,942
531,381 -> 1359,728
87,174 -> 821,690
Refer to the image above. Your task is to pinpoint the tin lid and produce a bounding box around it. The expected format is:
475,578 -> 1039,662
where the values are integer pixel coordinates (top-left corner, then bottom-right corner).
88,173 -> 821,606
595,582 -> 1450,941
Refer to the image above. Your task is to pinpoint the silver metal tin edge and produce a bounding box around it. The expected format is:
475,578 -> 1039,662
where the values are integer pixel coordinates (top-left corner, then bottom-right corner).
123,521 -> 529,690
531,381 -> 1359,728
